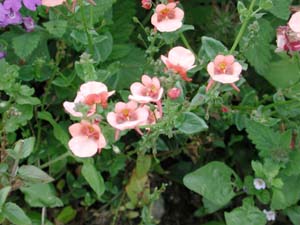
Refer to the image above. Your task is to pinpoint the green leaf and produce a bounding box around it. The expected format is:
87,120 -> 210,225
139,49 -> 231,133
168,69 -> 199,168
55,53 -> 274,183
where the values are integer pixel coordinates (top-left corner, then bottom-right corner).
3,202 -> 31,225
239,19 -> 274,75
0,186 -> 11,209
259,0 -> 273,10
56,206 -> 77,224
267,0 -> 292,20
10,137 -> 35,159
285,206 -> 300,225
136,154 -> 151,178
262,55 -> 300,89
20,183 -> 63,208
224,203 -> 266,225
183,161 -> 237,207
245,120 -> 291,163
199,36 -> 228,60
81,160 -> 105,198
4,104 -> 33,133
283,151 -> 300,176
18,165 -> 54,184
271,175 -> 300,210
38,111 -> 69,148
43,20 -> 68,38
176,112 -> 208,135
12,33 -> 41,59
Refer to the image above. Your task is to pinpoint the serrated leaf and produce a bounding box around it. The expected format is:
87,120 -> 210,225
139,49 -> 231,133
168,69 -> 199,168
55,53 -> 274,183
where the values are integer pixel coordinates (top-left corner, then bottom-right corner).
3,202 -> 31,225
43,20 -> 68,38
18,165 -> 54,183
183,161 -> 237,207
81,160 -> 105,198
240,19 -> 274,75
262,55 -> 300,89
20,183 -> 63,208
271,175 -> 300,210
267,0 -> 292,20
12,33 -> 41,59
246,120 -> 292,163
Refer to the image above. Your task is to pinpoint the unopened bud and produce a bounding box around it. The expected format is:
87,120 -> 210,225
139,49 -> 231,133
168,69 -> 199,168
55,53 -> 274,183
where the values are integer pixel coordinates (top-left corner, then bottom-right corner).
167,87 -> 181,100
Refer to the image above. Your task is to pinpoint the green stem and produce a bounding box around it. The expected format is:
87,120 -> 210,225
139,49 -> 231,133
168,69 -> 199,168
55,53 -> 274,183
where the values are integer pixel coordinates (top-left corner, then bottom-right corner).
79,0 -> 94,55
39,152 -> 71,169
229,0 -> 257,54
180,33 -> 195,55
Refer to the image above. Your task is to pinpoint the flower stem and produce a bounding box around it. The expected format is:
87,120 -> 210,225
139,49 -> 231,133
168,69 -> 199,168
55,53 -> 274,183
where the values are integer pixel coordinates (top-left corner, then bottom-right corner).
180,33 -> 195,55
39,152 -> 71,169
229,0 -> 257,54
79,0 -> 94,55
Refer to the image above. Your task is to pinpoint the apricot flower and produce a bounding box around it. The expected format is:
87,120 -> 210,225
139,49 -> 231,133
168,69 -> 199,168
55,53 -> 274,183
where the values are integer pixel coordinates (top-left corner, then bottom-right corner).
68,120 -> 106,157
42,0 -> 66,7
151,3 -> 184,32
161,46 -> 196,81
63,81 -> 115,117
107,101 -> 149,139
206,55 -> 242,92
288,12 -> 300,33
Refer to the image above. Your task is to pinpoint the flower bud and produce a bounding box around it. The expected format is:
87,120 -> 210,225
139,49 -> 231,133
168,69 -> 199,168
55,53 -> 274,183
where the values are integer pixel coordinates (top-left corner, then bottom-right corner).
141,0 -> 152,10
167,87 -> 181,100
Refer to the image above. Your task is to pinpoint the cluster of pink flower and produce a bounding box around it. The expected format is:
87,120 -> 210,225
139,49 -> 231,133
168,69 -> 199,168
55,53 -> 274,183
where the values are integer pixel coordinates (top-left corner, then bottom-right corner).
145,1 -> 243,91
276,12 -> 300,52
63,75 -> 166,157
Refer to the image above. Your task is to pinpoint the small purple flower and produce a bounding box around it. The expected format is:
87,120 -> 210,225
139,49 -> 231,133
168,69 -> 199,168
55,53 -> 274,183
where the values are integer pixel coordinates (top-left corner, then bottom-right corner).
23,17 -> 34,32
0,51 -> 6,59
22,0 -> 41,11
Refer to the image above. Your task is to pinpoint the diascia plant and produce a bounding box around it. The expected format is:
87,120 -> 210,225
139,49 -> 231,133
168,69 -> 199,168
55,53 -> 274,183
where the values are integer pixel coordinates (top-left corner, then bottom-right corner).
0,0 -> 300,224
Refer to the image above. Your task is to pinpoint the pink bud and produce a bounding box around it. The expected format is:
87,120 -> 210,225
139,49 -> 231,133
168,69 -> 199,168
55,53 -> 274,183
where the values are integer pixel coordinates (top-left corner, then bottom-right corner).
167,88 -> 181,100
141,0 -> 152,9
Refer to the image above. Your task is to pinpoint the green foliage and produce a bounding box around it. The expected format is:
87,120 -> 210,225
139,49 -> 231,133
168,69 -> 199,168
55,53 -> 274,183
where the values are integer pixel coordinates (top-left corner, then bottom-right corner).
12,33 -> 41,59
81,160 -> 105,198
175,112 -> 208,135
3,202 -> 32,225
245,120 -> 292,163
239,19 -> 274,75
267,0 -> 293,20
224,199 -> 267,225
199,36 -> 228,61
183,161 -> 238,207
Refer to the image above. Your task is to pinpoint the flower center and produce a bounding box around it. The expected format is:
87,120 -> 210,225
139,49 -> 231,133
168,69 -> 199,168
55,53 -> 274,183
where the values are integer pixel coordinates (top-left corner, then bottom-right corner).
82,125 -> 99,139
157,8 -> 175,22
84,93 -> 108,108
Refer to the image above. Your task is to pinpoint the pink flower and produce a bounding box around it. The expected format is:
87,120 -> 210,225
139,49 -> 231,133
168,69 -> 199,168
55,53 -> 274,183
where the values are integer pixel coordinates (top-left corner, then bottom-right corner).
42,0 -> 66,7
68,121 -> 106,157
288,12 -> 300,33
167,87 -> 181,99
107,101 -> 149,139
161,46 -> 196,81
140,105 -> 161,126
141,0 -> 152,10
276,26 -> 300,52
129,75 -> 163,104
63,81 -> 115,117
151,3 -> 184,32
206,55 -> 242,92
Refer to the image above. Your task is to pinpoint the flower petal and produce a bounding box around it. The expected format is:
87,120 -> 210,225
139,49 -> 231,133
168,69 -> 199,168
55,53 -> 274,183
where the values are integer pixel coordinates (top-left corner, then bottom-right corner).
68,136 -> 98,157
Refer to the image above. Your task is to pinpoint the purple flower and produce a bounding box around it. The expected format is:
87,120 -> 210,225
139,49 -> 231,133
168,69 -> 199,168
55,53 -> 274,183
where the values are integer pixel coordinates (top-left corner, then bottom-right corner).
23,17 -> 35,32
3,0 -> 22,11
0,51 -> 6,59
22,0 -> 41,11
